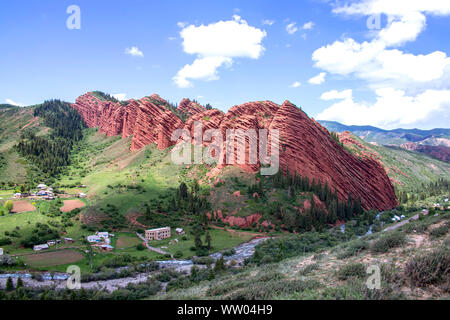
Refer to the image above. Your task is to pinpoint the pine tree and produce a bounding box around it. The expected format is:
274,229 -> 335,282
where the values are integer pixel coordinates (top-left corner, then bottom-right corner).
214,255 -> 226,273
205,231 -> 212,250
16,277 -> 23,289
6,277 -> 14,291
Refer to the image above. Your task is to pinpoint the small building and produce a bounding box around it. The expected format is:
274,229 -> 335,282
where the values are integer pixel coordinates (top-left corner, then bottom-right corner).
100,245 -> 114,252
47,240 -> 56,246
175,228 -> 185,235
0,248 -> 3,256
78,192 -> 87,198
64,237 -> 74,244
96,231 -> 109,239
33,244 -> 49,251
421,209 -> 429,215
14,193 -> 22,198
87,235 -> 102,243
145,227 -> 171,241
37,184 -> 47,190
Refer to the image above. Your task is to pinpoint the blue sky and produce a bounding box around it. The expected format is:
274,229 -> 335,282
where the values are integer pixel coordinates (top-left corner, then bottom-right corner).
1,0 -> 450,129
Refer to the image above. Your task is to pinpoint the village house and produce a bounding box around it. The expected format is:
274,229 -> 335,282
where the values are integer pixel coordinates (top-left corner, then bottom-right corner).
47,240 -> 56,246
37,184 -> 47,190
145,227 -> 171,241
96,231 -> 109,239
33,244 -> 49,251
87,235 -> 102,243
63,237 -> 74,244
100,244 -> 114,252
175,228 -> 185,235
78,192 -> 87,198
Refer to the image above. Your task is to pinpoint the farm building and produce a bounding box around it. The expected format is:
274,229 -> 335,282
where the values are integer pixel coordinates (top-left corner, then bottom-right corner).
96,231 -> 109,239
87,235 -> 102,243
100,245 -> 114,252
145,227 -> 171,241
33,244 -> 49,251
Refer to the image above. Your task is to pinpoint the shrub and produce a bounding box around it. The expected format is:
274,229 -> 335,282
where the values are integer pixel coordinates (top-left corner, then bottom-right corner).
370,232 -> 405,254
0,237 -> 12,246
228,279 -> 321,300
404,247 -> 450,287
298,263 -> 320,276
4,200 -> 13,213
0,255 -> 17,266
429,223 -> 449,239
337,263 -> 366,280
136,243 -> 145,251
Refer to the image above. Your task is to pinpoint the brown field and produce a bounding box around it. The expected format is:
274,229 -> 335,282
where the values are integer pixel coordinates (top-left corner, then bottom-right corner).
60,199 -> 85,212
11,200 -> 36,213
24,249 -> 84,267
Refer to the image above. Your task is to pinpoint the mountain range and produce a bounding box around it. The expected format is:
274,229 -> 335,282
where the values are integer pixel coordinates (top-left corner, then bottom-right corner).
318,120 -> 450,163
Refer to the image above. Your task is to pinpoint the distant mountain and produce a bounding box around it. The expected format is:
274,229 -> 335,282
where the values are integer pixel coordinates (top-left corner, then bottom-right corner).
318,120 -> 450,162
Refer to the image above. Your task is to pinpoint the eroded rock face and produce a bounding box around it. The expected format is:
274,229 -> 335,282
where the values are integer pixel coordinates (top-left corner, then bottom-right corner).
268,101 -> 397,210
72,93 -> 183,150
72,93 -> 397,210
177,98 -> 206,116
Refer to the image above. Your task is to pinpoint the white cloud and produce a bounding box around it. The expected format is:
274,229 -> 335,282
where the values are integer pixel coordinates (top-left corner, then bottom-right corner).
317,88 -> 450,129
177,21 -> 187,28
302,21 -> 315,30
168,36 -> 177,41
5,98 -> 24,106
312,0 -> 450,128
262,19 -> 275,26
174,56 -> 233,88
333,0 -> 450,16
286,22 -> 298,34
290,81 -> 301,88
320,89 -> 353,100
125,46 -> 144,57
308,72 -> 326,85
377,12 -> 426,46
173,16 -> 266,87
112,93 -> 127,101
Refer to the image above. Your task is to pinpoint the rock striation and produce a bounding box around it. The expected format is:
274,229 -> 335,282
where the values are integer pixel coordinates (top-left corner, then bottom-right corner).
72,92 -> 397,210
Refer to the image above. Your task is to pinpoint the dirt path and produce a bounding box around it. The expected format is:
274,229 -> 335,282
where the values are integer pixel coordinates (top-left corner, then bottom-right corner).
383,214 -> 419,232
136,232 -> 174,259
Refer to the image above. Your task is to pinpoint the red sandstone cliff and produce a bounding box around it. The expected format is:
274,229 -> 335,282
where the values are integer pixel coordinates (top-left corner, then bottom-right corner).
177,98 -> 206,116
72,93 -> 183,150
71,93 -> 397,210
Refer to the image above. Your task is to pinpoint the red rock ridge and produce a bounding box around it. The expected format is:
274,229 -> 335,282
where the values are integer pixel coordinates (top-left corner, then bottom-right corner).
72,92 -> 183,150
71,93 -> 397,210
268,101 -> 397,210
177,98 -> 206,116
